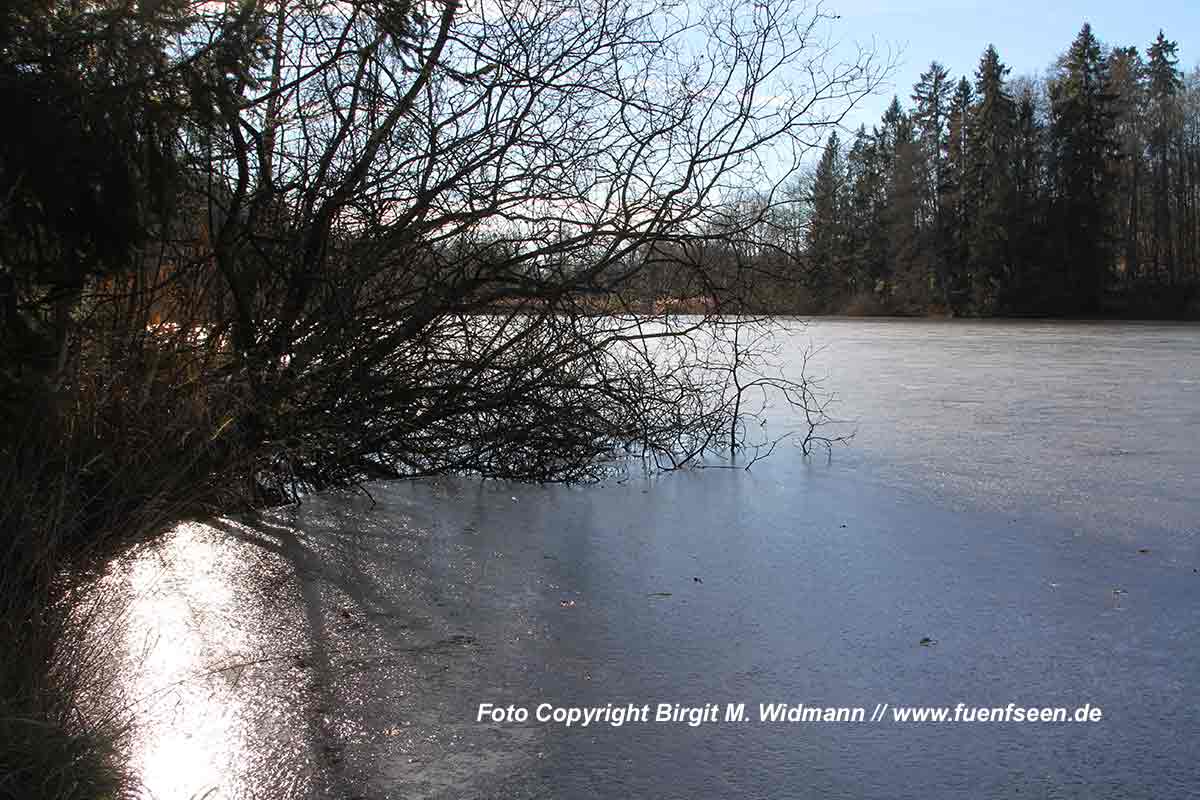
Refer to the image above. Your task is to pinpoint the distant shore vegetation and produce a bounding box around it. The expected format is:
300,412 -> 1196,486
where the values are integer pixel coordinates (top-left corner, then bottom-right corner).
704,25 -> 1200,319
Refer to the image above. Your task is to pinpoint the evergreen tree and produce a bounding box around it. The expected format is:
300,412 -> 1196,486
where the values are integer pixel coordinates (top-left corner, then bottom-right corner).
1049,23 -> 1121,312
0,0 -> 186,367
805,131 -> 846,306
845,125 -> 887,299
912,62 -> 952,216
942,76 -> 976,310
1181,69 -> 1200,283
1009,81 -> 1049,308
1107,46 -> 1148,283
912,62 -> 952,304
886,110 -> 931,310
792,25 -> 1200,316
966,45 -> 1018,311
877,96 -> 906,164
1146,31 -> 1182,282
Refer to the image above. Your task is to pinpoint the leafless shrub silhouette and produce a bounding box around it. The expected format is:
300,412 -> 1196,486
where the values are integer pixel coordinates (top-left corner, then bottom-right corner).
2,1 -> 879,791
149,0 -> 883,495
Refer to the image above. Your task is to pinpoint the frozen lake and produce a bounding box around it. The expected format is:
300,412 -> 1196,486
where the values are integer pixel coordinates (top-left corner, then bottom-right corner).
105,319 -> 1200,799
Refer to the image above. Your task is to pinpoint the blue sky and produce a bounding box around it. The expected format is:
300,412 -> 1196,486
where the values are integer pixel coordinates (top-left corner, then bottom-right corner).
827,0 -> 1200,132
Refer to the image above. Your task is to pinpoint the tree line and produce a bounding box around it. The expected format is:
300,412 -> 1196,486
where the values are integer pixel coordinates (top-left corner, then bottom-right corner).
658,24 -> 1200,317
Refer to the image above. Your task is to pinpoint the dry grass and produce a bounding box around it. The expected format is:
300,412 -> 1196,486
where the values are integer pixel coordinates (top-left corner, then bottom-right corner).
0,323 -> 249,799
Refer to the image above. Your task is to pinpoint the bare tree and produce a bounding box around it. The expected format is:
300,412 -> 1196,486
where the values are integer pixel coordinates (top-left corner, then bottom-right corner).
123,0 -> 882,494
0,3 -> 883,791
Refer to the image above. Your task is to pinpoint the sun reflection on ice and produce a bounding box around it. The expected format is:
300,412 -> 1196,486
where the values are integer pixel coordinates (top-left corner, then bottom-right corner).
108,521 -> 271,800
90,491 -> 527,799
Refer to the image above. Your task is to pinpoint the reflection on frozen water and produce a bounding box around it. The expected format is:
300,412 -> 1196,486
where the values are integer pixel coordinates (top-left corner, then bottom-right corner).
99,495 -> 543,799
97,516 -> 392,798
107,522 -> 282,799
91,321 -> 1200,799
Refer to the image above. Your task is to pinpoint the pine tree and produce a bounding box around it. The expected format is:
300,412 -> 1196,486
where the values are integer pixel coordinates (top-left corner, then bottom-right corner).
942,77 -> 976,310
1009,81 -> 1048,309
1146,31 -> 1182,282
966,45 -> 1018,311
1049,23 -> 1121,313
878,96 -> 905,162
886,111 -> 931,310
1107,46 -> 1147,283
912,62 -> 952,209
911,62 -> 952,305
1180,68 -> 1200,282
845,125 -> 887,299
805,131 -> 846,307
